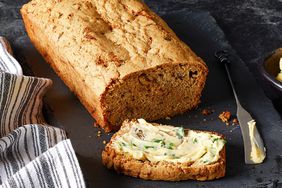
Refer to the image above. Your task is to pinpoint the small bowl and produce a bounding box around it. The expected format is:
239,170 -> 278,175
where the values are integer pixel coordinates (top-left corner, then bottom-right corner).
259,48 -> 282,102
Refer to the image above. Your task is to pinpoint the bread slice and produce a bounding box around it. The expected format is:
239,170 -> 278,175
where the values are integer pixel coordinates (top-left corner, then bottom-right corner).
21,0 -> 208,132
102,119 -> 226,181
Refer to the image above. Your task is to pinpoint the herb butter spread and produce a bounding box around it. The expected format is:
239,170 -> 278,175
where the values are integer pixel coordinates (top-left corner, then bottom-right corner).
113,119 -> 226,166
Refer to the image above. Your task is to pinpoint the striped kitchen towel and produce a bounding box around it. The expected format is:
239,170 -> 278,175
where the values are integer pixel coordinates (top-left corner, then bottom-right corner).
0,37 -> 85,187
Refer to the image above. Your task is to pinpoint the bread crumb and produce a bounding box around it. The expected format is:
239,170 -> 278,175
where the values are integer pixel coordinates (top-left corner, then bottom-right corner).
218,111 -> 231,124
232,118 -> 239,125
94,122 -> 99,127
165,117 -> 171,120
201,108 -> 212,115
97,130 -> 102,137
103,140 -> 107,144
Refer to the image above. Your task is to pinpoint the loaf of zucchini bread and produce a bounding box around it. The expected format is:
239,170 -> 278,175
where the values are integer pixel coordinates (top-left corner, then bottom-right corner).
21,0 -> 208,132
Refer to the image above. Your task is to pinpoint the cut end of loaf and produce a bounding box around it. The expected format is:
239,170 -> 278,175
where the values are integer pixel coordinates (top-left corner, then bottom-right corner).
100,62 -> 208,131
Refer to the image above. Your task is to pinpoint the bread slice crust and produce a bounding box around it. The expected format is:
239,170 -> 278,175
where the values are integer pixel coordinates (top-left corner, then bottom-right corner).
102,120 -> 226,181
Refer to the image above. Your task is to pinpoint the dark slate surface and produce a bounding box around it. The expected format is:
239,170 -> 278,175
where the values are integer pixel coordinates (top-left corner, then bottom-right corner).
146,0 -> 282,64
0,0 -> 282,187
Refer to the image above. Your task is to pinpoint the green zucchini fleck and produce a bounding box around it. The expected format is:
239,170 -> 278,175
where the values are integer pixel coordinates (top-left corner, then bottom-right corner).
144,145 -> 155,149
212,138 -> 219,143
153,139 -> 163,143
166,143 -> 174,150
171,154 -> 180,159
176,127 -> 184,139
121,142 -> 127,146
192,138 -> 198,143
130,142 -> 137,147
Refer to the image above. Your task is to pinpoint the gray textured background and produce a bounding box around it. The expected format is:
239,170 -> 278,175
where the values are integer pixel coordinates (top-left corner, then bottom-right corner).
146,0 -> 282,65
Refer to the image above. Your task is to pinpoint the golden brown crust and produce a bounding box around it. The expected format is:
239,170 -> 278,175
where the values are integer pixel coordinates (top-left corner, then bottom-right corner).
102,120 -> 226,181
21,0 -> 208,132
20,6 -> 110,131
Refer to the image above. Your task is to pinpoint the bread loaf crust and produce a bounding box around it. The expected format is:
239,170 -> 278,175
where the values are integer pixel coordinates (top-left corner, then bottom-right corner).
21,0 -> 208,132
102,120 -> 226,181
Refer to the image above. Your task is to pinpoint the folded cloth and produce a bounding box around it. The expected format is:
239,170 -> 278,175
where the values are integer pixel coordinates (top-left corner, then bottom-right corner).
0,37 -> 22,75
0,37 -> 85,187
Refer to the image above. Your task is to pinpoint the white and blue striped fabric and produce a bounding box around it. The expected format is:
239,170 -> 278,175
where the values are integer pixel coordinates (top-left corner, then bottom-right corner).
0,37 -> 85,188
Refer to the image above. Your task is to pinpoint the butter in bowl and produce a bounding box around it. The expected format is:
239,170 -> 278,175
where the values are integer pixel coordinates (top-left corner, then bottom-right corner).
259,48 -> 282,110
276,58 -> 282,82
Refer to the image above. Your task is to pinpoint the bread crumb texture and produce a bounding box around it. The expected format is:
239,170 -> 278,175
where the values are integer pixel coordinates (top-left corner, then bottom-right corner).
218,111 -> 231,124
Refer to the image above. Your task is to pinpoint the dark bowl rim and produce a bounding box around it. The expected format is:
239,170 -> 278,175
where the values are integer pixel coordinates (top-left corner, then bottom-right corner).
259,50 -> 282,91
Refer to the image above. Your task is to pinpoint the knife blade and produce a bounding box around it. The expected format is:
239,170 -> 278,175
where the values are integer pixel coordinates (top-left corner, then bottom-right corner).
215,50 -> 266,164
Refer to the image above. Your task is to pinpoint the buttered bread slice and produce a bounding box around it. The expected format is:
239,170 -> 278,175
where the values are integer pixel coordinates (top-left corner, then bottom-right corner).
102,119 -> 226,181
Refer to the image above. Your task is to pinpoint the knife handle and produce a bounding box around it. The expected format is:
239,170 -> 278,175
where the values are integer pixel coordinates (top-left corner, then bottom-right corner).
215,50 -> 240,105
215,50 -> 230,64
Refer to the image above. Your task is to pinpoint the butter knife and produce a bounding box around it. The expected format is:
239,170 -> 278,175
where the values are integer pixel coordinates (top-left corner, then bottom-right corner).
215,50 -> 266,164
